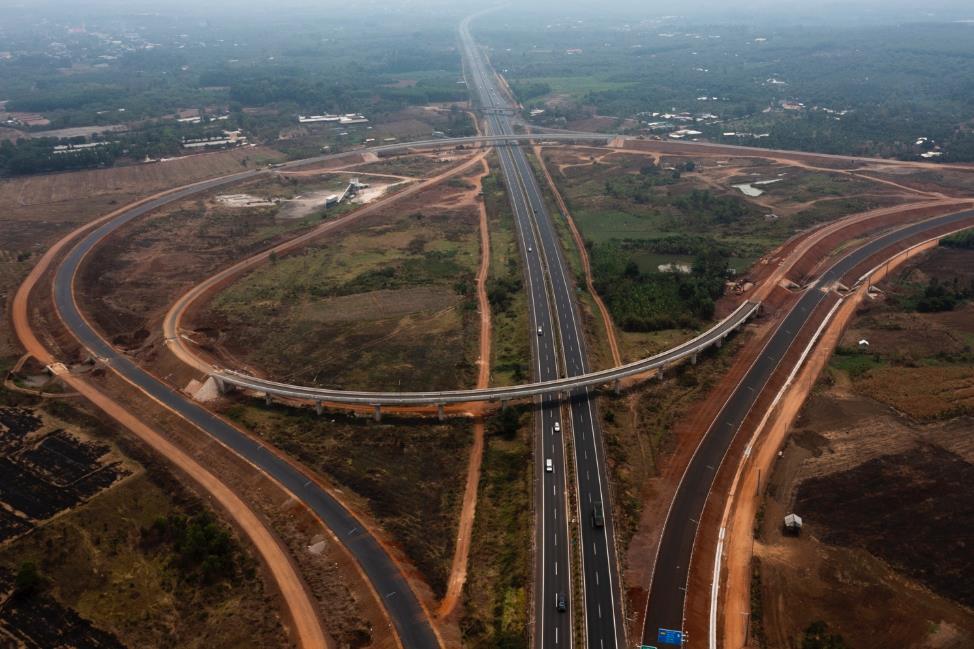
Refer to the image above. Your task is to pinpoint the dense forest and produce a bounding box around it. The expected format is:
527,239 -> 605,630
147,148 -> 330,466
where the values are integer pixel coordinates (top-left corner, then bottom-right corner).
590,240 -> 729,331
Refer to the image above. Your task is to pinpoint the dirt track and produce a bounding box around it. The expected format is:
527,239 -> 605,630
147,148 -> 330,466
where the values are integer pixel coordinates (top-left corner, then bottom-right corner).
9,195 -> 330,649
438,157 -> 492,624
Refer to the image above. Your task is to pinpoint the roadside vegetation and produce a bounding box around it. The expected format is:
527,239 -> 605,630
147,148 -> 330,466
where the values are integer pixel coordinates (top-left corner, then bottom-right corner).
460,407 -> 532,649
482,160 -> 532,386
222,399 -> 471,601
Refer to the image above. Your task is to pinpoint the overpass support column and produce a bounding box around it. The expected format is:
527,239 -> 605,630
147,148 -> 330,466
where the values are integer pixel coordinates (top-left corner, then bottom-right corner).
315,401 -> 323,416
716,336 -> 724,349
373,405 -> 382,422
213,376 -> 226,394
691,353 -> 698,365
613,380 -> 621,395
264,393 -> 272,406
501,399 -> 508,411
437,404 -> 445,421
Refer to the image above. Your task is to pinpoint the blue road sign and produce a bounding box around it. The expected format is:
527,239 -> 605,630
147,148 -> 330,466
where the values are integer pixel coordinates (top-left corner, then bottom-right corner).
657,628 -> 684,645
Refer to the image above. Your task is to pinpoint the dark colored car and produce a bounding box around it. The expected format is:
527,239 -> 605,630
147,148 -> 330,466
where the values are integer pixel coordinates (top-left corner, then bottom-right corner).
555,592 -> 567,612
591,501 -> 605,528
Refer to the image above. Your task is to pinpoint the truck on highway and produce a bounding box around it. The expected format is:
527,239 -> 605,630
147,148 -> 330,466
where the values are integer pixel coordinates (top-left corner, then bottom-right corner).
591,501 -> 604,528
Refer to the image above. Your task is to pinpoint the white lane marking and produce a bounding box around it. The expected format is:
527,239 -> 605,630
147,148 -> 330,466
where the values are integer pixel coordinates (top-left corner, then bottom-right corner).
555,562 -> 558,576
596,571 -> 600,585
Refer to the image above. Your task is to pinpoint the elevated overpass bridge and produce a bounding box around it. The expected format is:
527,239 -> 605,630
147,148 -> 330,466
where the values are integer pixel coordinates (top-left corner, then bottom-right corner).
212,301 -> 761,417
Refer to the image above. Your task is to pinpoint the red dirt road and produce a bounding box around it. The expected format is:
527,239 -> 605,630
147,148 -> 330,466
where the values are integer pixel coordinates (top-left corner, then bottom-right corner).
438,157 -> 493,624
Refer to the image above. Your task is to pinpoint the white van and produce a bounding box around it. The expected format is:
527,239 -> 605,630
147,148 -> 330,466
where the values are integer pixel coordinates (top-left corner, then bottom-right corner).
545,458 -> 553,472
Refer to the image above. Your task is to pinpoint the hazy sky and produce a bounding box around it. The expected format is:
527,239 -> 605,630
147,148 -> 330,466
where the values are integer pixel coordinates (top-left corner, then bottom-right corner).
1,0 -> 972,25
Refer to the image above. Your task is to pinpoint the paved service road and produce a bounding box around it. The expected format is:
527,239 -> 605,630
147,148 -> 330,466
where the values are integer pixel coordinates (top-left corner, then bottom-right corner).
52,181 -> 441,648
460,12 -> 625,649
641,208 -> 974,643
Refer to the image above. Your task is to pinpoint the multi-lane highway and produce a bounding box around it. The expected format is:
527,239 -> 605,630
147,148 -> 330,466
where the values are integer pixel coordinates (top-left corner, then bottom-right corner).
641,207 -> 974,645
460,13 -> 625,649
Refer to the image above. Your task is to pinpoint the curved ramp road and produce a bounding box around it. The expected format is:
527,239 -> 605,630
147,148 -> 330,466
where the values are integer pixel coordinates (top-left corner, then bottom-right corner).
641,208 -> 974,644
52,183 -> 440,648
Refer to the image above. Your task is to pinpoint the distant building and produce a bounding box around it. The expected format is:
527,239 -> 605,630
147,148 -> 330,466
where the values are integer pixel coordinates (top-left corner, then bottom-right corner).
298,114 -> 341,124
339,113 -> 369,125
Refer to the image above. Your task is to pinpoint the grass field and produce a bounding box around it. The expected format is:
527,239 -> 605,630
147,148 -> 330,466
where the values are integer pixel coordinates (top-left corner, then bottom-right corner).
223,400 -> 471,601
521,76 -> 636,97
202,168 -> 484,391
481,163 -> 532,386
460,407 -> 532,649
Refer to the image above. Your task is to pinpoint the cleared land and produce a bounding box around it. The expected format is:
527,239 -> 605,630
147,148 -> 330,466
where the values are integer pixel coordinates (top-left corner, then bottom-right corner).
195,161 -> 485,392
0,147 -> 285,366
0,392 -> 287,649
77,173 -> 370,356
754,245 -> 974,649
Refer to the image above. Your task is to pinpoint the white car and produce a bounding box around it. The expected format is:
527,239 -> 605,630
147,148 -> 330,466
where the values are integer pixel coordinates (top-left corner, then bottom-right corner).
553,422 -> 561,433
537,326 -> 543,336
545,458 -> 553,472
528,246 -> 533,252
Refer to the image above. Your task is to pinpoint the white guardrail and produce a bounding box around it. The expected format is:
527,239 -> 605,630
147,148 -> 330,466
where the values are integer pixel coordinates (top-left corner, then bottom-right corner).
212,301 -> 761,406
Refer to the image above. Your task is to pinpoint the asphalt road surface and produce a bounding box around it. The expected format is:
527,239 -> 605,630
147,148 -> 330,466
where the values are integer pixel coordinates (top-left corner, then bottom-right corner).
460,13 -> 625,649
641,208 -> 974,645
51,177 -> 441,649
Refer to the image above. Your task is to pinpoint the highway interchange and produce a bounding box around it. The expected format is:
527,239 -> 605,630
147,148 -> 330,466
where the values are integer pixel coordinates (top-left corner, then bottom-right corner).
23,10 -> 974,649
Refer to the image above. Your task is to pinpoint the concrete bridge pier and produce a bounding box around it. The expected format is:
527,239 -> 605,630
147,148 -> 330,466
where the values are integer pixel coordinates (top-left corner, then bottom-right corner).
716,336 -> 724,349
658,367 -> 665,382
437,404 -> 445,421
213,375 -> 226,394
315,401 -> 323,416
373,404 -> 382,422
501,399 -> 508,411
613,380 -> 621,395
691,353 -> 698,365
264,393 -> 272,406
